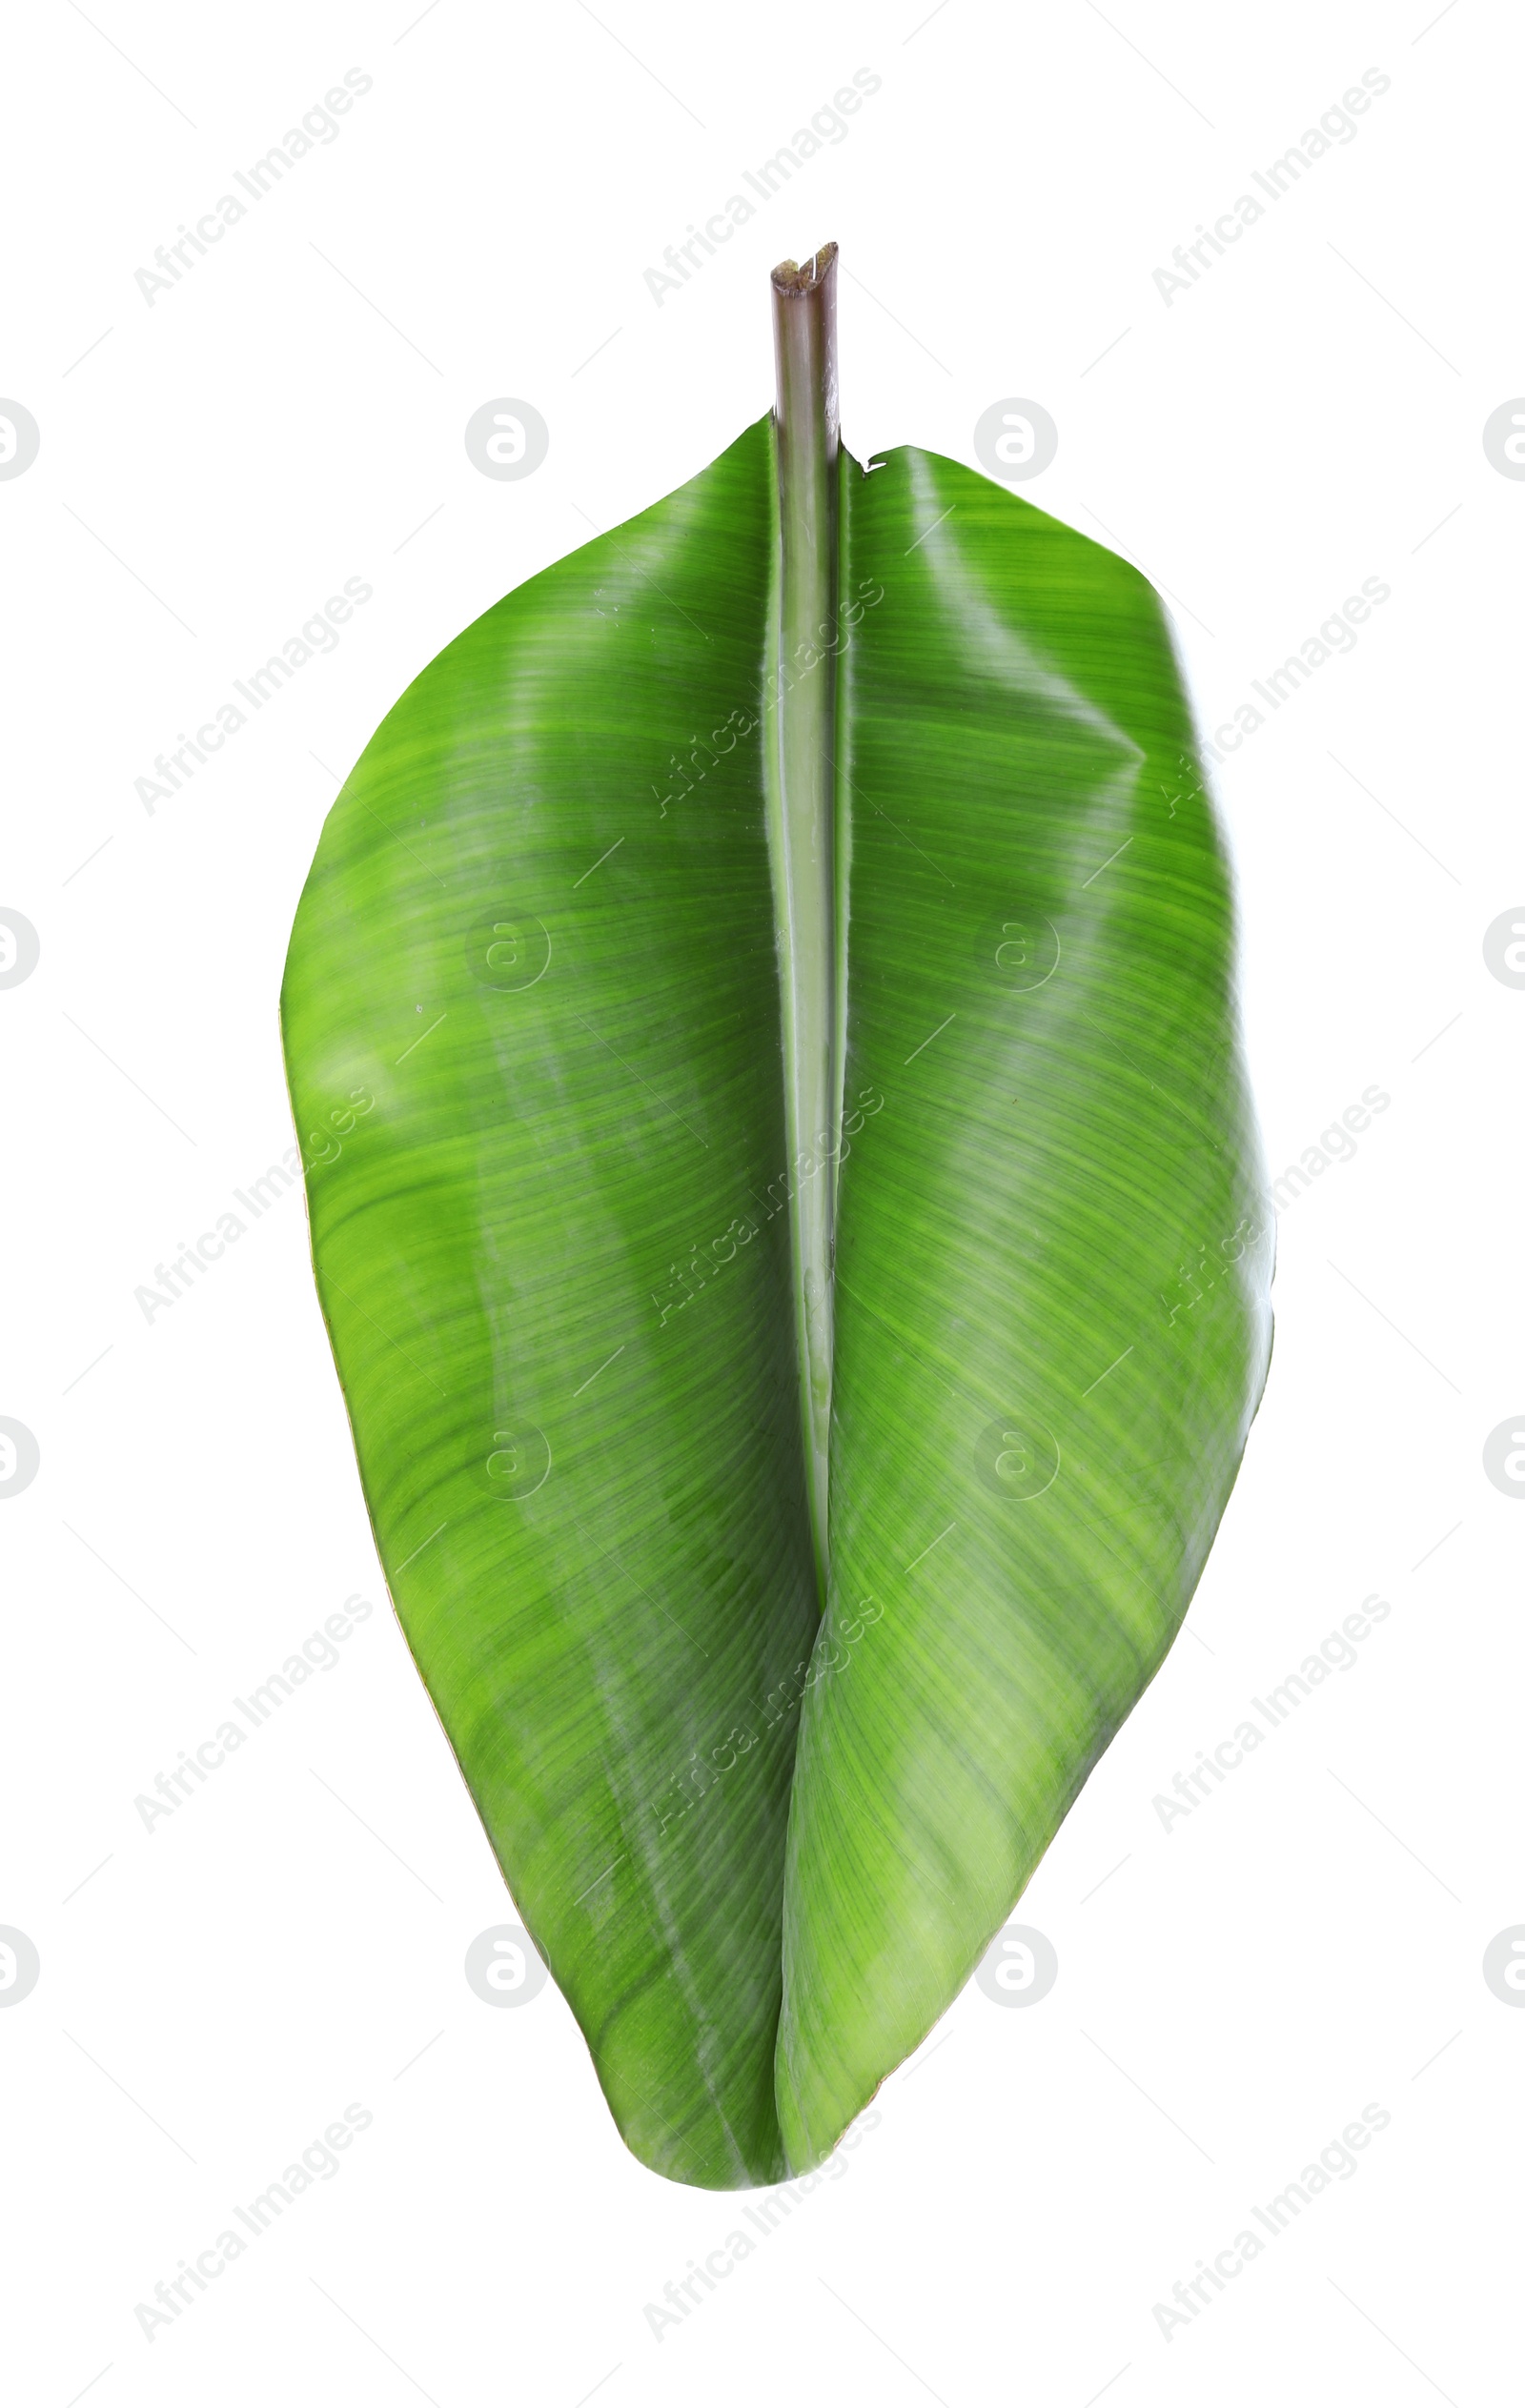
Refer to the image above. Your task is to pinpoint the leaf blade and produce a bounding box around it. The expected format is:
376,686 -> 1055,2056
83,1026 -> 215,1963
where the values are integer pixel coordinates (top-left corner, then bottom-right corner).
776,447 -> 1272,2163
282,419 -> 821,2186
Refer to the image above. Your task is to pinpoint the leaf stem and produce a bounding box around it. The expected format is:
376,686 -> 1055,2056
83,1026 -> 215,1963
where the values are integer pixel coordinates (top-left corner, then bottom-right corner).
767,241 -> 840,1607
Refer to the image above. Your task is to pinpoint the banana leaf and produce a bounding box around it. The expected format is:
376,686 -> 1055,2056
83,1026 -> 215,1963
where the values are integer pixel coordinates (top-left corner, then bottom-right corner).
281,245 -> 1271,2187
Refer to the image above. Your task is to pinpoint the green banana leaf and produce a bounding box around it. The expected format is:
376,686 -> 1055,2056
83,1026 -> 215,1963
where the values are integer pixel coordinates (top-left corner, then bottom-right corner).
281,269 -> 1271,2188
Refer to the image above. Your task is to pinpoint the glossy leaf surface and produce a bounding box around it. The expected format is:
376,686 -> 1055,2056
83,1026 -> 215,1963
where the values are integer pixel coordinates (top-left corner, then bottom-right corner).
779,443 -> 1271,2162
281,415 -> 1271,2186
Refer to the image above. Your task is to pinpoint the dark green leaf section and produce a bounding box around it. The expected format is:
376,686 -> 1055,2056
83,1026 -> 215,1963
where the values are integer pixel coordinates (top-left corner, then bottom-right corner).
281,417 -> 822,2187
776,449 -> 1272,2165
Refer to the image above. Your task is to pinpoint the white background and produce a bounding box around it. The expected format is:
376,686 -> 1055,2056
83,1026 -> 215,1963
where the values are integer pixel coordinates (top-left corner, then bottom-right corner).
2,2 -> 1520,2401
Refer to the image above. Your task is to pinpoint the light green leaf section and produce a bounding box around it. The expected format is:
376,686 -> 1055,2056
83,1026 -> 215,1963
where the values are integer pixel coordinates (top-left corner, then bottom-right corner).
282,419 -> 1271,2189
777,446 -> 1272,2164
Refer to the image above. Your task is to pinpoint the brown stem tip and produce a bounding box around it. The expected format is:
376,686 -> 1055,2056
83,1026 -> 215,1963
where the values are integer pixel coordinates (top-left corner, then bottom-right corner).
769,241 -> 840,461
770,241 -> 839,297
